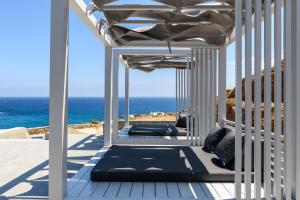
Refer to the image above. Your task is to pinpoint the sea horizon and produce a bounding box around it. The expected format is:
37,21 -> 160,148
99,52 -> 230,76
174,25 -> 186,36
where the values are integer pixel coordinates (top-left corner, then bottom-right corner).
0,97 -> 176,129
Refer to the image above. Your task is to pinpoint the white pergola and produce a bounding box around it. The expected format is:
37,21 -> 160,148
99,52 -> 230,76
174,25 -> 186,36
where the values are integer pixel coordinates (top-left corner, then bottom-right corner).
49,0 -> 300,200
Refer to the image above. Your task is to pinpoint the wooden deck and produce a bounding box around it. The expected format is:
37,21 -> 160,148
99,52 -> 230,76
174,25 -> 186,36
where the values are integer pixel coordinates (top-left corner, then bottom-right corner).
65,146 -> 263,200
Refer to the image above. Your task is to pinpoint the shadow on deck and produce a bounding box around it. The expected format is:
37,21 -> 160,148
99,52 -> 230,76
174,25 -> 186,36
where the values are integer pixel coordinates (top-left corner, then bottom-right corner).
0,134 -> 104,200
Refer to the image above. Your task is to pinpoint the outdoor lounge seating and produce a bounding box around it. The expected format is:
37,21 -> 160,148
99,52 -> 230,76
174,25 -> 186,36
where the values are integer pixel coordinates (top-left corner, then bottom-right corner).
91,145 -> 234,182
127,113 -> 187,136
128,124 -> 187,136
48,0 -> 299,199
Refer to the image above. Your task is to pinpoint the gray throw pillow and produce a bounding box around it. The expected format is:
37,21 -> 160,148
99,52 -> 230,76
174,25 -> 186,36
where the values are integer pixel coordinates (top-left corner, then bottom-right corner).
203,127 -> 229,153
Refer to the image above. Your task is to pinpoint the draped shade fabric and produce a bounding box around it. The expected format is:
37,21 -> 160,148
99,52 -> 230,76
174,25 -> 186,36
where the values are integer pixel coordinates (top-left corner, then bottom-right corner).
91,0 -> 258,71
122,55 -> 188,72
91,0 -> 249,47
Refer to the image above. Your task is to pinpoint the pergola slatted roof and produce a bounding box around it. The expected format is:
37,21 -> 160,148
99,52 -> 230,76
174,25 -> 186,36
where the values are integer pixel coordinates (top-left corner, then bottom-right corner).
87,0 -> 251,71
122,55 -> 188,72
91,0 -> 243,47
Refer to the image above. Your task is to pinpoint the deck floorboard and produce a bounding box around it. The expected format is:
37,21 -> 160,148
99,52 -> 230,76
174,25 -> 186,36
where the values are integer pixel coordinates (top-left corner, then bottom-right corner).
64,146 -> 262,200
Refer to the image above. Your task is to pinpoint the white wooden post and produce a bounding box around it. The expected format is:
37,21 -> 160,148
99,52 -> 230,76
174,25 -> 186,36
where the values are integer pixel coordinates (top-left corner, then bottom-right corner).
274,0 -> 282,199
283,1 -> 292,199
296,0 -> 300,199
176,69 -> 178,115
244,1 -> 252,198
191,49 -> 195,146
212,49 -> 217,128
218,47 -> 226,126
125,67 -> 129,126
49,0 -> 69,199
235,1 -> 243,199
112,50 -> 119,143
254,0 -> 262,198
104,46 -> 112,146
199,49 -> 204,144
264,1 -> 272,198
209,49 -> 213,130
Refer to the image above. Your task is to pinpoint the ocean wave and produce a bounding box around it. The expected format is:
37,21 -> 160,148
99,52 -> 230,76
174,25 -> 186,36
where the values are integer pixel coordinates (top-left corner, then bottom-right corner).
0,112 -> 7,115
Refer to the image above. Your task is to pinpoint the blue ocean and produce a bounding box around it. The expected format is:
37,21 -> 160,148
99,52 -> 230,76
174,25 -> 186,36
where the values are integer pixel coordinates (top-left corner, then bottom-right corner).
0,97 -> 176,129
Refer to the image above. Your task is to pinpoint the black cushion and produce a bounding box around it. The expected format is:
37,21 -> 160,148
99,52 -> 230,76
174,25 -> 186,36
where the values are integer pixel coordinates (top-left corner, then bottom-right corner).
203,127 -> 229,153
128,125 -> 186,136
91,145 -> 235,182
214,131 -> 235,166
215,132 -> 263,171
175,113 -> 187,128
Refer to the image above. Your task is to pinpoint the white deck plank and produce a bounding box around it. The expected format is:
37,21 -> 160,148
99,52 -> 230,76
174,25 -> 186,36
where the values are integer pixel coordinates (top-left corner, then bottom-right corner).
190,182 -> 207,199
67,147 -> 108,193
166,182 -> 181,198
67,167 -> 93,197
104,182 -> 121,198
130,182 -> 144,198
78,181 -> 98,197
143,182 -> 156,198
211,183 -> 233,199
177,182 -> 195,198
222,183 -> 235,197
200,183 -> 219,198
117,182 -> 133,198
155,182 -> 168,198
91,182 -> 110,198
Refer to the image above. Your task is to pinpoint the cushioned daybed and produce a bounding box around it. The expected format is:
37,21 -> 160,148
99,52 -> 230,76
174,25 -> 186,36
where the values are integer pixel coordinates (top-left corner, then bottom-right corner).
91,145 -> 234,182
127,113 -> 188,136
128,125 -> 187,136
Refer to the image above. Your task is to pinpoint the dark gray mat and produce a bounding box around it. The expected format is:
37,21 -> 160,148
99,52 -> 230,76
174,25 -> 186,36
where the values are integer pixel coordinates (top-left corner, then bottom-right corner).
128,125 -> 187,136
91,145 -> 234,182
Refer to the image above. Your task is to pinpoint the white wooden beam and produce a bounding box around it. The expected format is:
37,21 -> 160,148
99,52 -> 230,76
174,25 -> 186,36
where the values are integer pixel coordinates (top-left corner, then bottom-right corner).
204,49 -> 209,137
102,4 -> 233,11
111,50 -> 119,144
296,0 -> 300,198
125,40 -> 222,48
234,1 -> 243,199
113,48 -> 190,56
274,0 -> 283,199
284,0 -> 292,198
199,49 -> 204,144
195,49 -> 199,145
218,47 -> 226,127
104,46 -> 112,146
254,0 -> 262,199
264,1 -> 272,198
49,0 -> 69,199
124,67 -> 130,127
212,49 -> 217,128
117,20 -> 212,25
244,0 -> 252,198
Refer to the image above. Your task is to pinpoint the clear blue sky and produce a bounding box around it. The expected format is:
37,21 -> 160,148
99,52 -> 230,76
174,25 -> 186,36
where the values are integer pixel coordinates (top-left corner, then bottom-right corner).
0,1 -> 236,97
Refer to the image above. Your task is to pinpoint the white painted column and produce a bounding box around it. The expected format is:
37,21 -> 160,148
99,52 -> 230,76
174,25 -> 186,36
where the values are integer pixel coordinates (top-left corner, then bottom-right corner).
124,67 -> 129,126
49,0 -> 69,199
274,0 -> 282,199
111,50 -> 119,143
209,49 -> 213,130
176,69 -> 178,115
254,0 -> 262,198
199,49 -> 204,144
244,1 -> 252,198
104,46 -> 112,146
235,1 -> 243,199
191,49 -> 195,146
284,1 -> 292,199
212,49 -> 217,128
264,1 -> 272,198
218,47 -> 226,127
296,0 -> 300,199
